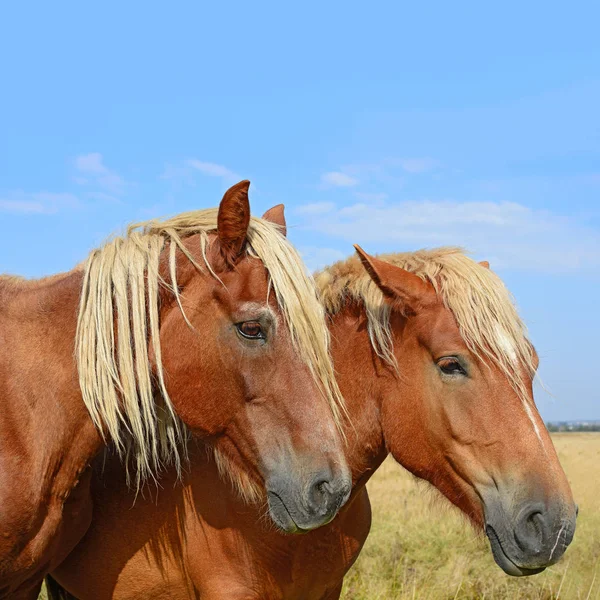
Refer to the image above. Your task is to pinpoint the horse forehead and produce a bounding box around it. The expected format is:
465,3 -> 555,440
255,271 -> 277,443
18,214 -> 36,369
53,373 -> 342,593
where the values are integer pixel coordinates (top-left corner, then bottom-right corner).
416,304 -> 465,348
219,258 -> 271,301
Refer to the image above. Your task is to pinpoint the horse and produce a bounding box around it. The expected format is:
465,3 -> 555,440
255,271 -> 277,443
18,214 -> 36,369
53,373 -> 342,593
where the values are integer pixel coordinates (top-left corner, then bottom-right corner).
48,208 -> 577,599
0,183 -> 351,599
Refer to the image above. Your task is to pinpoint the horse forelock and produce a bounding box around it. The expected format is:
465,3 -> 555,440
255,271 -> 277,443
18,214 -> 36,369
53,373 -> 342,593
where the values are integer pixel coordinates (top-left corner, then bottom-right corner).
316,247 -> 538,416
76,208 -> 345,487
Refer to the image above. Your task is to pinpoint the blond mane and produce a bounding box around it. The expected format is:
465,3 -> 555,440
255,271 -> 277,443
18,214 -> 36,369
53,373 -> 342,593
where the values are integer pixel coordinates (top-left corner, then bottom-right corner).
316,247 -> 538,430
77,209 -> 345,487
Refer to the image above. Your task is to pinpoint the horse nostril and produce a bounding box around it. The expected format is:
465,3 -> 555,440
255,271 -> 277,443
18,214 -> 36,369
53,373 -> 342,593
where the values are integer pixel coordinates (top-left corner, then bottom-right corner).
318,480 -> 333,494
514,505 -> 548,555
307,472 -> 347,514
308,478 -> 331,507
575,504 -> 579,518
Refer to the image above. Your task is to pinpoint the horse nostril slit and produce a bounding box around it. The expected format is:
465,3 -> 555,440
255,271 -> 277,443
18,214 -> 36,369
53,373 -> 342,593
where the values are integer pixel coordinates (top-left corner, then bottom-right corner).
531,512 -> 543,528
313,480 -> 333,501
319,481 -> 333,494
530,513 -> 545,551
309,478 -> 336,508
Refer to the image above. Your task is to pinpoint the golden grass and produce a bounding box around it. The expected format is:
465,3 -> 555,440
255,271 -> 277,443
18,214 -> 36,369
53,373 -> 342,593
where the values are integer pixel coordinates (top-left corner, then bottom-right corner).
341,433 -> 600,600
38,433 -> 599,599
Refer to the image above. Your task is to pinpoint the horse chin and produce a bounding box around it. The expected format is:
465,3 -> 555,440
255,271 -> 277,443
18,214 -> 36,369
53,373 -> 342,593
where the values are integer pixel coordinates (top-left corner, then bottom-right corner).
266,490 -> 339,534
486,525 -> 546,577
266,491 -> 302,533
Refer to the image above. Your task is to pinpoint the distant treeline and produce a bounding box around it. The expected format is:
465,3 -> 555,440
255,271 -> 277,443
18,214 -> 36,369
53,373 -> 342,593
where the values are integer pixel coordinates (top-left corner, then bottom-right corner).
547,422 -> 600,432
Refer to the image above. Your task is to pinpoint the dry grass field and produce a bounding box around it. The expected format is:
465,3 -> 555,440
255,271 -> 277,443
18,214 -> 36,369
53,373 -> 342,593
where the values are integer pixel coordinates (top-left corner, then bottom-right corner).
341,433 -> 600,600
38,433 -> 599,599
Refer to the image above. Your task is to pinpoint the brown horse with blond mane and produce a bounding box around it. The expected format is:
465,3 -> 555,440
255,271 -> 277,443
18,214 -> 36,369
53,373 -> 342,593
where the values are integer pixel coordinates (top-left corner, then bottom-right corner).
48,206 -> 576,599
0,183 -> 350,599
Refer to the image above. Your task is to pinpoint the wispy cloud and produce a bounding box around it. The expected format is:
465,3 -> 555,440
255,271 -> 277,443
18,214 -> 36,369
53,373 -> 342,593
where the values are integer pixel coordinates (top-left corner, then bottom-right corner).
0,192 -> 79,215
186,159 -> 239,181
319,157 -> 438,191
393,158 -> 439,174
586,173 -> 600,185
295,202 -> 336,215
320,171 -> 359,187
1,153 -> 120,216
354,191 -> 388,203
86,191 -> 120,203
296,199 -> 600,273
160,159 -> 241,187
74,152 -> 125,195
298,246 -> 346,271
160,164 -> 193,181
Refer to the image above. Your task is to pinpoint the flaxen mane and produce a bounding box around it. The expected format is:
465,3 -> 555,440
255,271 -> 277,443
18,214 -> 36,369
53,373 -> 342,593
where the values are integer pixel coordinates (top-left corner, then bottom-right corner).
77,209 -> 345,487
315,248 -> 540,435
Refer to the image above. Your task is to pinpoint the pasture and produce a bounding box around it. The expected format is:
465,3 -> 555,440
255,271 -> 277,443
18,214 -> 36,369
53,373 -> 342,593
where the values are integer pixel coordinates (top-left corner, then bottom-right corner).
39,433 -> 598,599
341,433 -> 600,600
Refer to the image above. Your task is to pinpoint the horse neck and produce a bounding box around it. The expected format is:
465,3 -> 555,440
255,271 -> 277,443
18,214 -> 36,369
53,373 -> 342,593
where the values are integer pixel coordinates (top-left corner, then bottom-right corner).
328,302 -> 388,486
0,271 -> 103,496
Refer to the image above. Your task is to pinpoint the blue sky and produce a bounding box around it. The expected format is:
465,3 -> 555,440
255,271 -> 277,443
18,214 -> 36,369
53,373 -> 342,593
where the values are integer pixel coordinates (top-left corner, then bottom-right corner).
1,1 -> 598,420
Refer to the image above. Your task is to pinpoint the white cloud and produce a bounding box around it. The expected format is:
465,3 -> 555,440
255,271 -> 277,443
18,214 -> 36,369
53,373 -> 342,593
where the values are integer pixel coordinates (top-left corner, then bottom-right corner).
318,157 -> 438,191
586,174 -> 600,185
0,200 -> 46,214
160,164 -> 192,180
86,191 -> 120,203
74,153 -> 125,194
295,202 -> 335,216
296,199 -> 600,273
186,159 -> 239,181
354,192 -> 388,203
0,192 -> 79,215
298,246 -> 346,271
75,153 -> 106,174
320,171 -> 359,187
393,158 -> 439,174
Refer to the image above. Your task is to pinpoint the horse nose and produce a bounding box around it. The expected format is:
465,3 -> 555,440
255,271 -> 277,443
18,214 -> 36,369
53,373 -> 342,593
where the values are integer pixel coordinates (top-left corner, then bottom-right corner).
514,503 -> 549,556
306,471 -> 351,518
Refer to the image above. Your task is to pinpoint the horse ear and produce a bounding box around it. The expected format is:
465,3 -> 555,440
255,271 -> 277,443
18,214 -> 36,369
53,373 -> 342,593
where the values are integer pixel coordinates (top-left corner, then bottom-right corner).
217,180 -> 251,264
354,244 -> 433,311
262,204 -> 287,237
479,260 -> 490,269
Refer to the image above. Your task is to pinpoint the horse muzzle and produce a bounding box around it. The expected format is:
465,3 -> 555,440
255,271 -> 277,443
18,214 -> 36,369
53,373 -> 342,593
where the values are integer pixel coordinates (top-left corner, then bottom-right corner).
484,499 -> 577,576
266,469 -> 352,533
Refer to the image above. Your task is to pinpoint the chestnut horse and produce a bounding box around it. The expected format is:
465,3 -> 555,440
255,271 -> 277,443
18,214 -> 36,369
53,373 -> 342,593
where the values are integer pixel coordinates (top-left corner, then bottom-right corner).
48,216 -> 577,599
0,184 -> 350,599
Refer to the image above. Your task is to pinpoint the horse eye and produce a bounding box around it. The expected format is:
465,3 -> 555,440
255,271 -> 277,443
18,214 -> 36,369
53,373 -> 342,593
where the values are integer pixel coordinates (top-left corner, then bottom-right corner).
437,357 -> 467,376
237,321 -> 265,340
